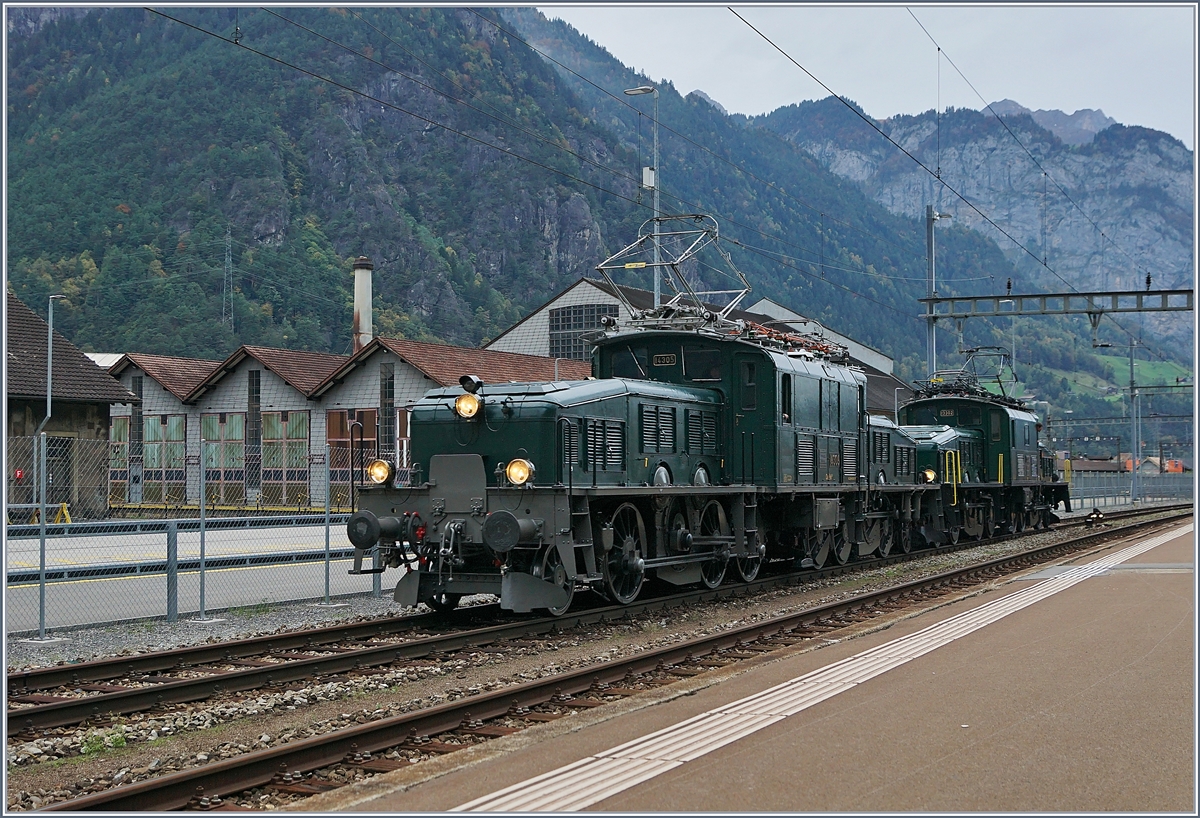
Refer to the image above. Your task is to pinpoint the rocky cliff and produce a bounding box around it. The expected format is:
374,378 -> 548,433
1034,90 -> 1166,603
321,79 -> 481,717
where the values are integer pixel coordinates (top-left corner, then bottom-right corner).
757,98 -> 1194,358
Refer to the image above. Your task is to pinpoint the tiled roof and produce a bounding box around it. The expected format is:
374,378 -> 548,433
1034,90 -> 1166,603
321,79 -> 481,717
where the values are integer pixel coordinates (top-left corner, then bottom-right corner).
5,292 -> 138,405
110,353 -> 223,401
311,337 -> 591,397
377,338 -> 590,387
241,346 -> 349,394
185,345 -> 350,402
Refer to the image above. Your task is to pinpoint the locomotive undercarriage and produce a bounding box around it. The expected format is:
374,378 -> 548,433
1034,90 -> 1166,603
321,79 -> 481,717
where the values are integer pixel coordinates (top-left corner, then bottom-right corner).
349,455 -> 1066,616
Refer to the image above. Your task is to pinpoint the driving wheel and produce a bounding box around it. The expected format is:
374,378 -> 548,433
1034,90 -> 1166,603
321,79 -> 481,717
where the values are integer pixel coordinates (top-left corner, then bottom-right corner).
603,503 -> 646,605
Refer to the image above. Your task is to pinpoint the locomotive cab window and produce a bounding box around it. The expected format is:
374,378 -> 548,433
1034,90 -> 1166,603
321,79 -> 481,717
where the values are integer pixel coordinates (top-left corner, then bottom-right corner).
991,409 -> 1003,442
780,374 -> 792,423
611,345 -> 649,379
740,362 -> 756,410
684,344 -> 722,382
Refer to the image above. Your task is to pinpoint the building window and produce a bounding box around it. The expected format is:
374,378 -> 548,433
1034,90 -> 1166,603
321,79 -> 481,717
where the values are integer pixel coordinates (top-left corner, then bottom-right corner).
261,411 -> 309,506
379,363 -> 396,460
327,408 -> 378,510
109,416 -> 130,504
246,370 -> 262,492
201,413 -> 246,505
142,414 -> 187,504
548,303 -> 618,360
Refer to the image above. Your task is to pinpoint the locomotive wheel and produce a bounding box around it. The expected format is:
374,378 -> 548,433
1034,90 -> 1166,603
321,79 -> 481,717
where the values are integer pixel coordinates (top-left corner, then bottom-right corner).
896,524 -> 912,554
698,500 -> 729,589
604,503 -> 646,605
735,553 -> 761,582
963,507 -> 985,541
539,546 -> 574,617
426,592 -> 462,613
830,526 -> 853,565
946,526 -> 961,546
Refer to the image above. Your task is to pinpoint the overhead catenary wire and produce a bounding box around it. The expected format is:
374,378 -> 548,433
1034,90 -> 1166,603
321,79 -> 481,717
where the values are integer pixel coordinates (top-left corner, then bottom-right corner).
731,7 -> 1168,358
469,8 -> 925,263
904,7 -> 1174,362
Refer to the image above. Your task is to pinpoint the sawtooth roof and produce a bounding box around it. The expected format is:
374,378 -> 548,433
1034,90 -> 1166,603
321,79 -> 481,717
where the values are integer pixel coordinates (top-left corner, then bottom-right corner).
186,345 -> 350,402
109,353 -> 223,401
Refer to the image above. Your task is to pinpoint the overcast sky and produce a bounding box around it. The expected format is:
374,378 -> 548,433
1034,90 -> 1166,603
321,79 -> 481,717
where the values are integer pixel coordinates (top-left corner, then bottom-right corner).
539,5 -> 1197,150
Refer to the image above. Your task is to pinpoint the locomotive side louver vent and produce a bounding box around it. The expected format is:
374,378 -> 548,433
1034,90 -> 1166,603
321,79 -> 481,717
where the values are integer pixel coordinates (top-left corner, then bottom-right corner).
796,435 -> 815,483
562,422 -> 579,471
843,438 -> 857,482
872,431 -> 890,463
640,405 -> 676,453
894,446 -> 913,476
686,410 -> 719,455
586,419 -> 625,471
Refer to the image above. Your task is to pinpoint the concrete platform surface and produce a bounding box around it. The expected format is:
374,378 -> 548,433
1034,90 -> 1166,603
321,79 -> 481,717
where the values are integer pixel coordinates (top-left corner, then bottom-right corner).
299,523 -> 1194,814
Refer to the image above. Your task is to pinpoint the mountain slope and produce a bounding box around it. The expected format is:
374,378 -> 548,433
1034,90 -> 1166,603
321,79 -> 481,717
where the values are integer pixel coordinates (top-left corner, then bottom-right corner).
754,97 -> 1194,359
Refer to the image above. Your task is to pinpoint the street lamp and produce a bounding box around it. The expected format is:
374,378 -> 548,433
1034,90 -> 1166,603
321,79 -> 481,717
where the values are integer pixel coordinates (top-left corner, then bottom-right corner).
29,295 -> 66,642
625,84 -> 660,308
894,387 -> 906,424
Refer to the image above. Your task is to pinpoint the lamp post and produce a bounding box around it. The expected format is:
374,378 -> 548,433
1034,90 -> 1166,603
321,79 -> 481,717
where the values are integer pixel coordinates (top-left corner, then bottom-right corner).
625,84 -> 660,308
894,387 -> 905,424
30,295 -> 66,642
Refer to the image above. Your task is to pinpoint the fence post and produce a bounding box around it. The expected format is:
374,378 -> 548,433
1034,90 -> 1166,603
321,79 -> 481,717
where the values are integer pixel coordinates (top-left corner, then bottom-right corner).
166,520 -> 178,623
29,433 -> 60,642
324,445 -> 331,605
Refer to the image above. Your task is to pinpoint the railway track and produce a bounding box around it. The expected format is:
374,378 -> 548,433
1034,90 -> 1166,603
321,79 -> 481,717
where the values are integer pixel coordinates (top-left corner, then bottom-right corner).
6,503 -> 1185,738
27,505 -> 1191,812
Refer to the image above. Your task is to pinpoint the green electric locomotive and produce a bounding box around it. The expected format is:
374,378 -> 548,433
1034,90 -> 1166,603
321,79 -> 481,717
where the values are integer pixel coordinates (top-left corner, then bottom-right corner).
346,216 -> 1070,615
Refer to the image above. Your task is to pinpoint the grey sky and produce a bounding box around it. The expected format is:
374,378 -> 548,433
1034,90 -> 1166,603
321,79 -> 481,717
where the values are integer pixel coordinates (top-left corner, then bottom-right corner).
539,5 -> 1197,150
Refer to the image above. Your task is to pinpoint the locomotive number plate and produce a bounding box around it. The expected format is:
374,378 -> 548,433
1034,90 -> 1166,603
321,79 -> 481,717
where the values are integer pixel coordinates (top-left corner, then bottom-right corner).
939,409 -> 955,417
652,354 -> 677,366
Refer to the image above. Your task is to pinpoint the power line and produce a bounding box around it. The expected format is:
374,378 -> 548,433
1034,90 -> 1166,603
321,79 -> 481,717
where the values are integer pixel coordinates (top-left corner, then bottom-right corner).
149,8 -> 928,306
470,9 -> 925,263
730,7 -> 1169,358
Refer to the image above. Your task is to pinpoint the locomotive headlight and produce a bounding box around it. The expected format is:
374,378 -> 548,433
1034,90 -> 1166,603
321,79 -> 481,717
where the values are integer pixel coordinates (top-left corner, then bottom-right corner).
454,392 -> 482,419
366,459 -> 395,485
921,468 -> 938,484
505,458 -> 535,486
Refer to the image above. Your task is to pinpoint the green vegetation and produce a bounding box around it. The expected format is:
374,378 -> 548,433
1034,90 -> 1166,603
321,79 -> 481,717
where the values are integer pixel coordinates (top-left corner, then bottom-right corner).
6,5 -> 1187,427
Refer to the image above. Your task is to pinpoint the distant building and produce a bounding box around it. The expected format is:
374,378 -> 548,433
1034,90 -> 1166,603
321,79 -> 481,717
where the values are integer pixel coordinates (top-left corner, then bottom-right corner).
101,338 -> 589,513
6,292 -> 137,518
484,278 -> 912,416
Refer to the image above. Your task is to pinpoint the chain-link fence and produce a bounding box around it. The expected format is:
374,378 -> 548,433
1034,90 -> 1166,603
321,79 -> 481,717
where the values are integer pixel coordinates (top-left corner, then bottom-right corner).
1069,472 -> 1194,508
5,437 -> 403,636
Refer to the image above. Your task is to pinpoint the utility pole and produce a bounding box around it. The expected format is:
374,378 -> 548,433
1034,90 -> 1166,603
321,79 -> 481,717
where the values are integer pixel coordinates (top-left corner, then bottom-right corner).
625,84 -> 660,307
1129,341 -> 1139,503
925,205 -> 951,376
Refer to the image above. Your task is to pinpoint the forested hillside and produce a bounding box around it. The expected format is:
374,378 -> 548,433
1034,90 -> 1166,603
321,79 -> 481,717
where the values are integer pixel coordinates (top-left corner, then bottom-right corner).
5,6 -> 1177,400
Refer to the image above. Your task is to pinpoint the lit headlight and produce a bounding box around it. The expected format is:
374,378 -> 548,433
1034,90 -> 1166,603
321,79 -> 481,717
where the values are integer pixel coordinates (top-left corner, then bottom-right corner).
366,459 -> 395,485
505,458 -> 535,486
921,468 -> 938,484
454,392 -> 482,419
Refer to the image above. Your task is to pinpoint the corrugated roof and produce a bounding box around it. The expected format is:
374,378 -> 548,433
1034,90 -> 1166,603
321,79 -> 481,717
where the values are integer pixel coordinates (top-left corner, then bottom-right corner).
5,292 -> 138,405
110,353 -> 224,401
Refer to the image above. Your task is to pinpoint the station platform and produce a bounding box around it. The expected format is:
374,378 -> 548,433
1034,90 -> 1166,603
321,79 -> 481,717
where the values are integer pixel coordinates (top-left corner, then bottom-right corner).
303,522 -> 1194,813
